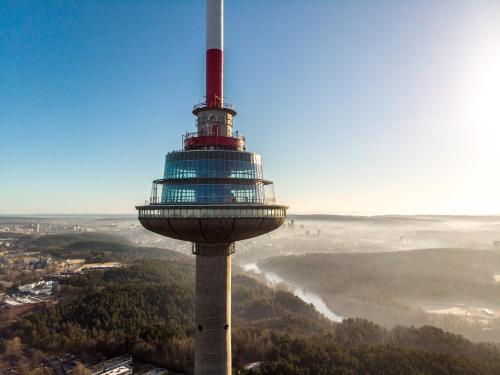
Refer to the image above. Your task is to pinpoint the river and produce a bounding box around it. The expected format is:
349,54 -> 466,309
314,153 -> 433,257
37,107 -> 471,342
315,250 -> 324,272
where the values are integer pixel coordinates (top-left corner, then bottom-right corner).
243,263 -> 343,322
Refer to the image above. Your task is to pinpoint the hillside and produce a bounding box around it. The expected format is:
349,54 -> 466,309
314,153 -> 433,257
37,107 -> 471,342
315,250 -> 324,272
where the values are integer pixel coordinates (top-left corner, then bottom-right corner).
19,232 -> 187,262
3,236 -> 500,374
261,249 -> 500,302
3,259 -> 500,374
259,249 -> 500,341
1,258 -> 333,373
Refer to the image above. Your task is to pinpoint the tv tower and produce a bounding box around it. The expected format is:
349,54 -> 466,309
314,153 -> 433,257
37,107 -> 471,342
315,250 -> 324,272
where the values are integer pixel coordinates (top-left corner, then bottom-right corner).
136,1 -> 287,374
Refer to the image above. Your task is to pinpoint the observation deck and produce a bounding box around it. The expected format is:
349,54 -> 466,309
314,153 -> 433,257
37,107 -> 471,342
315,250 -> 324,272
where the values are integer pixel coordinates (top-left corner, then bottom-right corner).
137,203 -> 286,244
136,147 -> 287,246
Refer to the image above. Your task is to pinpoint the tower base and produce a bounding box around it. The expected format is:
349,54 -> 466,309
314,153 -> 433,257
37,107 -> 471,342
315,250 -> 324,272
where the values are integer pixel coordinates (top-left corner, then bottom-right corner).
194,243 -> 233,375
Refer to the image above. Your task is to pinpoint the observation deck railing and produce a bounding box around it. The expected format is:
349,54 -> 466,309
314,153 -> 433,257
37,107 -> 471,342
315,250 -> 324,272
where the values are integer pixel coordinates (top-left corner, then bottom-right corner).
149,196 -> 276,205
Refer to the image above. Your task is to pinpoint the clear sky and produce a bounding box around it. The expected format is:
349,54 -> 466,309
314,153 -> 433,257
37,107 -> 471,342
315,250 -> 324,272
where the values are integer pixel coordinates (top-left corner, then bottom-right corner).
1,0 -> 499,215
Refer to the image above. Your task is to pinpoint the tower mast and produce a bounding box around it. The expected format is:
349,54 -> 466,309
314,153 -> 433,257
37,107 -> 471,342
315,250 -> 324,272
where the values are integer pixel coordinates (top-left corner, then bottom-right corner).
206,0 -> 224,107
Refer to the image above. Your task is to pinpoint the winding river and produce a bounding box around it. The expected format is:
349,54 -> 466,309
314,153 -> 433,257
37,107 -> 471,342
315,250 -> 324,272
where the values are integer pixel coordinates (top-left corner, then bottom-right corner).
243,263 -> 343,322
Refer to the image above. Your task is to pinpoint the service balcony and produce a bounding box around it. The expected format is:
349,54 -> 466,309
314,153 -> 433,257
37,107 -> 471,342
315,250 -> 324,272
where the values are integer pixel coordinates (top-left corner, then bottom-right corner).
192,101 -> 236,115
183,131 -> 246,151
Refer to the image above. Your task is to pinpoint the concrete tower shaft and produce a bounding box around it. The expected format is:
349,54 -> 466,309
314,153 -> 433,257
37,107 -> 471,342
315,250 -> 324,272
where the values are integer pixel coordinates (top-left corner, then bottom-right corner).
195,244 -> 232,375
206,0 -> 224,108
195,108 -> 234,138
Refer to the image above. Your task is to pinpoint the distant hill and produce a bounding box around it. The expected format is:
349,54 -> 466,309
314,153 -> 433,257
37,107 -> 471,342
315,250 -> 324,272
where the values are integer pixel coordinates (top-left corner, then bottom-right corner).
20,232 -> 185,262
287,214 -> 441,223
288,213 -> 500,223
260,249 -> 500,341
27,232 -> 130,247
261,249 -> 500,302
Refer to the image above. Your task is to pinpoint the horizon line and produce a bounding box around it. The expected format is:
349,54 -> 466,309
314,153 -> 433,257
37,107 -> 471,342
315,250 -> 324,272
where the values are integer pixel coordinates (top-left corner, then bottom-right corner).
1,212 -> 500,218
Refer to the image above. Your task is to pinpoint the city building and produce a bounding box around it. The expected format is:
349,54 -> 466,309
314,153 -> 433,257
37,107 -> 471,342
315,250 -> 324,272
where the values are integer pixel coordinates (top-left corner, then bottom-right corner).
88,355 -> 132,375
135,1 -> 287,374
18,280 -> 58,295
45,354 -> 174,375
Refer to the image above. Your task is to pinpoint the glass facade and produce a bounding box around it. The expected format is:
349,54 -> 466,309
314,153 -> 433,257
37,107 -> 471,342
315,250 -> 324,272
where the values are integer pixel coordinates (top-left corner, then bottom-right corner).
158,150 -> 272,204
164,150 -> 262,179
162,182 -> 269,204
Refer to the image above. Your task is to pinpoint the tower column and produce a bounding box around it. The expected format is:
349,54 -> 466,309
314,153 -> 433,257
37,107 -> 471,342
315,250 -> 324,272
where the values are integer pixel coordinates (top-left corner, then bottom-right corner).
194,243 -> 234,375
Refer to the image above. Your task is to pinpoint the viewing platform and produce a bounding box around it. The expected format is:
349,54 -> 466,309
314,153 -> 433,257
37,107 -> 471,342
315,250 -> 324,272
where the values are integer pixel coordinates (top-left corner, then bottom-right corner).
136,203 -> 287,243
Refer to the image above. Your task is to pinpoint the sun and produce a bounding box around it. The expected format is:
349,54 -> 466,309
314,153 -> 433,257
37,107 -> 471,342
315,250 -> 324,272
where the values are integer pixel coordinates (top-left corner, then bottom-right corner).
451,31 -> 500,214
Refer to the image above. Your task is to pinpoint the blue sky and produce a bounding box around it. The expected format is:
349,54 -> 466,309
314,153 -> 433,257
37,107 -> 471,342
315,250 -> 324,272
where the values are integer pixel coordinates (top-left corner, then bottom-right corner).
1,0 -> 499,214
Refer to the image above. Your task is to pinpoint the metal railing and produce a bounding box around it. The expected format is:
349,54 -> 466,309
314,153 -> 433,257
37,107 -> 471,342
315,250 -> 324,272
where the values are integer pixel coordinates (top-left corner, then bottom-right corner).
149,181 -> 276,205
193,101 -> 236,112
138,205 -> 288,220
183,130 -> 245,141
149,195 -> 276,205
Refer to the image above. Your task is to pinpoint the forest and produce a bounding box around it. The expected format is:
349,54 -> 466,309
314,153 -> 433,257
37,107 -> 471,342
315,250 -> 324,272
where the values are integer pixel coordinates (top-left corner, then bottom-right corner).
2,234 -> 500,374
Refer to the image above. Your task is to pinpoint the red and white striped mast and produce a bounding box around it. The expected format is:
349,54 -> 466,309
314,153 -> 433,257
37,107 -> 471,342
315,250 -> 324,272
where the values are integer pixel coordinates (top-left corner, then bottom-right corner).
188,0 -> 242,152
206,0 -> 224,107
